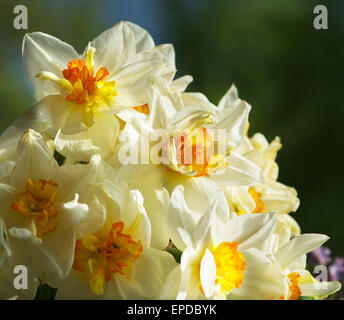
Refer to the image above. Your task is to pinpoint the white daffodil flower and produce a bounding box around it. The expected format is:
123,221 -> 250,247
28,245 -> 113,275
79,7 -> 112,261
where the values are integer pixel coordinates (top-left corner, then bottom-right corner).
56,175 -> 176,299
160,189 -> 284,300
23,21 -> 174,129
242,133 -> 300,214
111,82 -> 263,249
223,184 -> 301,236
0,129 -> 105,285
116,80 -> 261,183
144,81 -> 258,182
255,225 -> 342,300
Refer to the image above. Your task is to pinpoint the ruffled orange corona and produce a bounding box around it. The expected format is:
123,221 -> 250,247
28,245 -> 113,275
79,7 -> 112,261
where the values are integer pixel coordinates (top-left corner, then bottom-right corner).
62,59 -> 112,105
12,179 -> 58,237
167,127 -> 229,177
212,242 -> 246,292
279,272 -> 302,300
176,127 -> 211,177
36,44 -> 117,127
205,242 -> 246,294
73,221 -> 143,295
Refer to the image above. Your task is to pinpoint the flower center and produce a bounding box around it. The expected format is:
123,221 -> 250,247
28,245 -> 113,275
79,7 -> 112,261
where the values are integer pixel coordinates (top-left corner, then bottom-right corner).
248,187 -> 265,213
73,221 -> 143,295
62,60 -> 112,105
166,127 -> 229,177
35,44 -> 117,127
210,242 -> 246,294
12,179 -> 58,238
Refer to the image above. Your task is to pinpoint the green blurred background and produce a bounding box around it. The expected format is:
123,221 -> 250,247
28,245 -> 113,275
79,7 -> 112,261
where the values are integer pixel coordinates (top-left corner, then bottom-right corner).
0,0 -> 343,255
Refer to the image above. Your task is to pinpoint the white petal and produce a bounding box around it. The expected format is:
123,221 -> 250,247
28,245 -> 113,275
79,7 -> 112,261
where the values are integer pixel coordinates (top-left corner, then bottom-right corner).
275,234 -> 329,270
159,265 -> 182,299
125,21 -> 155,52
55,154 -> 101,202
170,75 -> 193,92
289,254 -> 307,271
147,77 -> 184,129
180,246 -> 197,272
168,105 -> 217,132
154,44 -> 176,70
193,194 -> 219,246
28,226 -> 75,285
181,92 -> 213,108
15,95 -> 71,137
59,106 -> 88,135
178,265 -> 202,300
114,59 -> 168,107
214,99 -> 251,146
0,184 -> 20,227
238,214 -> 277,250
200,249 -> 216,298
125,189 -> 152,248
107,248 -> 176,299
216,213 -> 277,250
56,271 -> 101,300
274,219 -> 293,249
57,193 -> 88,227
211,152 -> 264,186
90,21 -> 136,76
177,227 -> 193,248
225,185 -> 256,216
229,248 -> 286,300
115,164 -> 170,249
90,179 -> 127,223
22,32 -> 78,96
258,180 -> 300,214
10,129 -> 57,188
74,196 -> 105,239
299,281 -> 341,299
167,185 -> 196,250
218,84 -> 239,110
54,112 -> 119,162
277,214 -> 301,236
165,176 -> 224,222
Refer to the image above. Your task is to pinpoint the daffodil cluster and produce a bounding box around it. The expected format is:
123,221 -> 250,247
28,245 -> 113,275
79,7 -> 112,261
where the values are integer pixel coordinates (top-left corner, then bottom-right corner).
0,21 -> 341,300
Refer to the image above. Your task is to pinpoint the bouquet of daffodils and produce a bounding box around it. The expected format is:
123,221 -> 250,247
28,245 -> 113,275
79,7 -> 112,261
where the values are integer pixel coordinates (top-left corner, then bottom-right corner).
0,21 -> 341,300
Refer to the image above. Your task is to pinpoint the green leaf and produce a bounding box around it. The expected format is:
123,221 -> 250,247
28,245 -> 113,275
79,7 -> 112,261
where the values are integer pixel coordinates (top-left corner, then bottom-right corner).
298,296 -> 316,300
34,280 -> 57,300
167,248 -> 182,264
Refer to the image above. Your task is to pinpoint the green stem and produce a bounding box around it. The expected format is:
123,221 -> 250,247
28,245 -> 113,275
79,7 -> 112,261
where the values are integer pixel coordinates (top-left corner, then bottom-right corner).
34,280 -> 57,300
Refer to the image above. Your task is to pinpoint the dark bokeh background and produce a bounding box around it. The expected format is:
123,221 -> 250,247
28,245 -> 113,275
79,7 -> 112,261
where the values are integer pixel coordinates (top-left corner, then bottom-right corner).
0,0 -> 343,255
